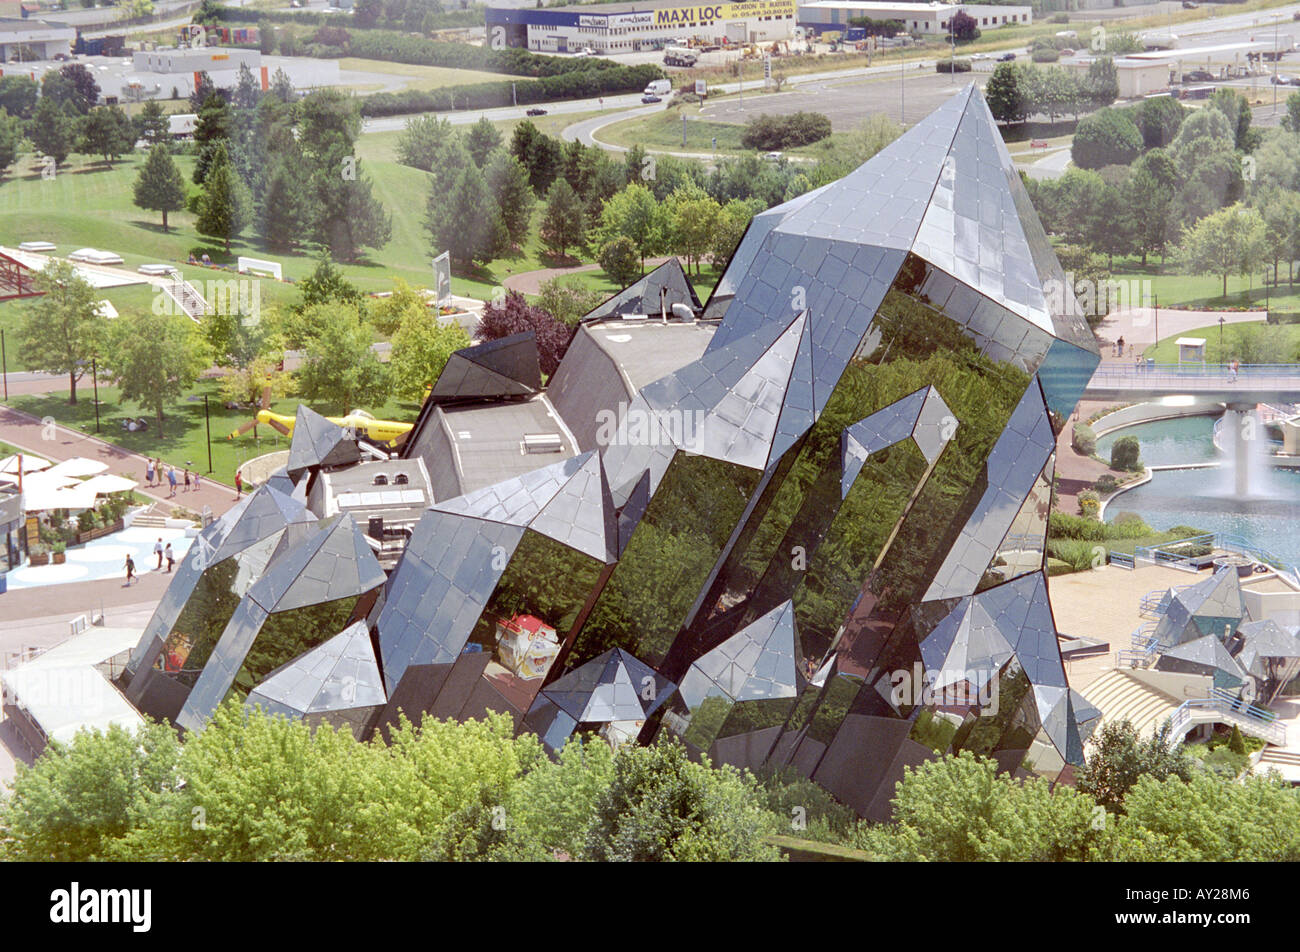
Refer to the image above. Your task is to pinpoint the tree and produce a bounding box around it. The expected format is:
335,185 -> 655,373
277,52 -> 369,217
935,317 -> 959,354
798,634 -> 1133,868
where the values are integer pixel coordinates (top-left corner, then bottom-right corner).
536,276 -> 604,326
476,291 -> 574,376
710,197 -> 762,271
48,63 -> 99,114
464,115 -> 502,168
1256,188 -> 1300,287
985,62 -> 1028,124
296,252 -> 364,315
1178,203 -> 1268,298
257,157 -> 313,250
1210,87 -> 1253,152
297,303 -> 388,412
1110,435 -> 1141,471
396,114 -> 457,173
134,98 -> 171,148
0,75 -> 38,119
29,96 -> 77,167
539,177 -> 586,260
1075,720 -> 1193,814
428,160 -> 506,269
1127,149 -> 1178,266
861,750 -> 1106,861
17,260 -> 106,404
269,67 -> 295,104
949,9 -> 980,41
0,722 -> 180,862
598,236 -> 641,287
195,141 -> 251,253
133,145 -> 187,232
233,61 -> 261,110
484,149 -> 535,249
596,182 -> 659,272
1083,56 -> 1119,108
510,119 -> 562,194
309,164 -> 393,262
79,104 -> 135,165
583,738 -> 780,862
389,310 -> 471,401
1133,94 -> 1184,149
1252,128 -> 1300,194
103,311 -> 211,435
662,186 -> 720,275
192,92 -> 233,185
0,109 -> 20,175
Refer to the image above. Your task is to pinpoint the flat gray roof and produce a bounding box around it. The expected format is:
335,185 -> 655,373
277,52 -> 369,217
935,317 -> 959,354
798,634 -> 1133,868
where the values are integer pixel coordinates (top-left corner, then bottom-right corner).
584,319 -> 716,393
439,395 -> 579,497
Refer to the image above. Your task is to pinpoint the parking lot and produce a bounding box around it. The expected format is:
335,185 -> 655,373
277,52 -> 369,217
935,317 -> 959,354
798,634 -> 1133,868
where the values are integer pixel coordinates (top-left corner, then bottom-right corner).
700,68 -> 987,129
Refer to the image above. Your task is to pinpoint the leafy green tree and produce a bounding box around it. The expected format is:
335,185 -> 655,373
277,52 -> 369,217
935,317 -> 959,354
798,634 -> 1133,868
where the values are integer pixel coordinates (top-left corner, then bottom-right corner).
396,113 -> 456,173
1127,149 -> 1179,266
46,63 -> 99,114
584,738 -> 781,862
297,302 -> 388,412
1178,202 -> 1268,298
1171,107 -> 1242,222
134,98 -> 170,148
296,251 -> 364,316
1210,87 -> 1254,152
133,144 -> 187,232
596,182 -> 659,272
233,61 -> 261,110
0,722 -> 180,862
0,108 -> 20,175
861,750 -> 1107,861
662,185 -> 720,275
484,148 -> 535,249
1133,94 -> 1184,149
1252,127 -> 1300,194
257,157 -> 314,250
510,119 -> 562,194
368,278 -> 430,336
79,104 -> 136,165
1256,187 -> 1300,285
0,74 -> 37,119
710,197 -> 762,271
536,275 -> 604,326
310,163 -> 393,262
195,141 -> 251,253
985,62 -> 1028,124
1106,772 -> 1300,861
598,236 -> 640,287
16,260 -> 107,404
428,160 -> 507,268
465,115 -> 502,168
1072,107 -> 1142,169
103,311 -> 211,435
1075,720 -> 1193,813
539,176 -> 586,259
389,310 -> 471,401
1284,91 -> 1300,134
29,95 -> 77,167
1083,56 -> 1119,108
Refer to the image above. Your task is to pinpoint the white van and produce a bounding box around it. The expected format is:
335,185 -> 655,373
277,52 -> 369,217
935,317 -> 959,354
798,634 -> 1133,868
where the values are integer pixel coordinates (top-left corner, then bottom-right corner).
644,79 -> 672,97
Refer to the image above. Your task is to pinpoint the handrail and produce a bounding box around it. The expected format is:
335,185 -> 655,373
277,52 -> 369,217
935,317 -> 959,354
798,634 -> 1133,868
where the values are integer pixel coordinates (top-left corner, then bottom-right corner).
1091,362 -> 1300,379
1166,691 -> 1288,747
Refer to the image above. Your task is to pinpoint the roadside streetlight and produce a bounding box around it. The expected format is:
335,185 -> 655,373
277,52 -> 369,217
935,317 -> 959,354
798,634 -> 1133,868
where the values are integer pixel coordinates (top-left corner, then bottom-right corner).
1219,314 -> 1226,362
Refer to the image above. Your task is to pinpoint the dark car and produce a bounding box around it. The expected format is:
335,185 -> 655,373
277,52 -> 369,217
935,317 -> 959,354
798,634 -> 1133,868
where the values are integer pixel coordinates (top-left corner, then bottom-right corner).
641,93 -> 662,103
1184,69 -> 1215,82
997,52 -> 1016,62
525,107 -> 547,116
1272,74 -> 1297,85
1182,1 -> 1198,8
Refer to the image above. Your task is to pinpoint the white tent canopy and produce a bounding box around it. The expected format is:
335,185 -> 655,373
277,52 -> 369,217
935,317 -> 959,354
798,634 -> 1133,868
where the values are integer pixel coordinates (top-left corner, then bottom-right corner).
0,453 -> 51,475
20,476 -> 98,511
47,457 -> 109,478
81,473 -> 137,495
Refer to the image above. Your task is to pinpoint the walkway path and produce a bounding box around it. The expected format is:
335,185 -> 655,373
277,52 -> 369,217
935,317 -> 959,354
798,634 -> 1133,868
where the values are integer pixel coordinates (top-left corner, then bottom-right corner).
1095,306 -> 1268,354
0,403 -> 241,519
502,256 -> 673,296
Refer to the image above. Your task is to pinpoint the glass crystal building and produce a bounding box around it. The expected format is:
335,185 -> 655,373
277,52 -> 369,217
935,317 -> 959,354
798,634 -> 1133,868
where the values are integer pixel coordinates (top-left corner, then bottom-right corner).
120,86 -> 1102,818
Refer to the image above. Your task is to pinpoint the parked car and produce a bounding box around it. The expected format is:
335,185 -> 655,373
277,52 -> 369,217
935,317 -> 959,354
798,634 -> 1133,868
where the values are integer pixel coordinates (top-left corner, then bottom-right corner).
525,107 -> 547,116
763,151 -> 783,161
1184,69 -> 1215,82
1182,1 -> 1198,8
1059,48 -> 1075,56
641,94 -> 662,103
997,52 -> 1016,62
1272,74 -> 1297,85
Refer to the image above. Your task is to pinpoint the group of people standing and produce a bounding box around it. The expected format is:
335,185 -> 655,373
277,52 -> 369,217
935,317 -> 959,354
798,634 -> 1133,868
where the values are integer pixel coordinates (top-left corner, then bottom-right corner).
144,458 -> 200,498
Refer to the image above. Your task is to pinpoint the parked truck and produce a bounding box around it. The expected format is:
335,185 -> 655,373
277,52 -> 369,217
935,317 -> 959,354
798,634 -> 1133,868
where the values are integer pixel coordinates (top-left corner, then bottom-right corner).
663,46 -> 699,66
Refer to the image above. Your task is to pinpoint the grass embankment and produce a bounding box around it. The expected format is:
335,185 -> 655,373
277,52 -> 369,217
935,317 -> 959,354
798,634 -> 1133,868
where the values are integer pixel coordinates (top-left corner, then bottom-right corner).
1142,321 -> 1300,363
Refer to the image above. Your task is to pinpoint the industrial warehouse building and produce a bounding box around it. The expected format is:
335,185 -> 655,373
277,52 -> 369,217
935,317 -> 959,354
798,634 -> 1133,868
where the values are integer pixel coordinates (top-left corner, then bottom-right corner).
0,16 -> 74,61
486,0 -> 797,53
797,1 -> 1031,35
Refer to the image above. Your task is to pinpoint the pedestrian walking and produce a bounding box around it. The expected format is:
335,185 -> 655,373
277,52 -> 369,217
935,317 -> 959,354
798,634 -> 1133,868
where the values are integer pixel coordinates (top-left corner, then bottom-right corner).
235,470 -> 243,499
1116,336 -> 1124,356
167,466 -> 177,498
164,542 -> 174,573
194,472 -> 201,493
146,459 -> 155,487
154,537 -> 164,570
124,554 -> 135,586
183,468 -> 191,493
1230,359 -> 1239,382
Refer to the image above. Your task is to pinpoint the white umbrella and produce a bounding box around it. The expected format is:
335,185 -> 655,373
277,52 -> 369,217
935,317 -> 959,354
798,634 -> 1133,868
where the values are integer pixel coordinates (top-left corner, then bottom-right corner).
16,471 -> 79,491
47,457 -> 109,478
21,479 -> 97,511
0,453 -> 51,475
81,473 -> 137,495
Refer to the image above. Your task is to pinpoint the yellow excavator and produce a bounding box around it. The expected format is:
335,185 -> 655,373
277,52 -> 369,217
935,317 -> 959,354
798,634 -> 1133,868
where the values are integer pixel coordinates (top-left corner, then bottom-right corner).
227,388 -> 415,445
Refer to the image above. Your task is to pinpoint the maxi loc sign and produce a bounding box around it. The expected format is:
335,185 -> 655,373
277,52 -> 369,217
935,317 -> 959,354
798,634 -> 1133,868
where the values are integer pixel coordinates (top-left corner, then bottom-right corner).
653,0 -> 795,26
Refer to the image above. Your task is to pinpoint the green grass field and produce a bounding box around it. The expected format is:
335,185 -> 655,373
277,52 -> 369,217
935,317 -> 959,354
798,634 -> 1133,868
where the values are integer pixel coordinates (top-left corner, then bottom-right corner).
1142,321 -> 1300,363
338,58 -> 511,93
1109,259 -> 1300,313
8,377 -> 424,485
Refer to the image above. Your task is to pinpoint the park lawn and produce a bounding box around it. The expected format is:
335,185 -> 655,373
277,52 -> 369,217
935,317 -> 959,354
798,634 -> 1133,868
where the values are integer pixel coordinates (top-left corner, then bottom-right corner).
338,58 -> 512,91
597,107 -> 748,153
1142,321 -> 1300,363
1108,260 -> 1300,312
8,377 -> 424,485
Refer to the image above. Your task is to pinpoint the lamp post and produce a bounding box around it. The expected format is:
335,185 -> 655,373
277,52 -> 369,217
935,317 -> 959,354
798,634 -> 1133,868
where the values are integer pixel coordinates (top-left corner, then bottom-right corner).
1219,314 -> 1225,362
203,394 -> 213,474
91,356 -> 99,434
1,329 -> 7,402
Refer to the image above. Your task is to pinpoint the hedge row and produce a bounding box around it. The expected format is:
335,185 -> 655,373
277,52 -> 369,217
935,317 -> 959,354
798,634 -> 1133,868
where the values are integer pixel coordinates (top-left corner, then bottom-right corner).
359,63 -> 664,116
342,30 -> 629,77
935,58 -> 972,73
204,3 -> 482,31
